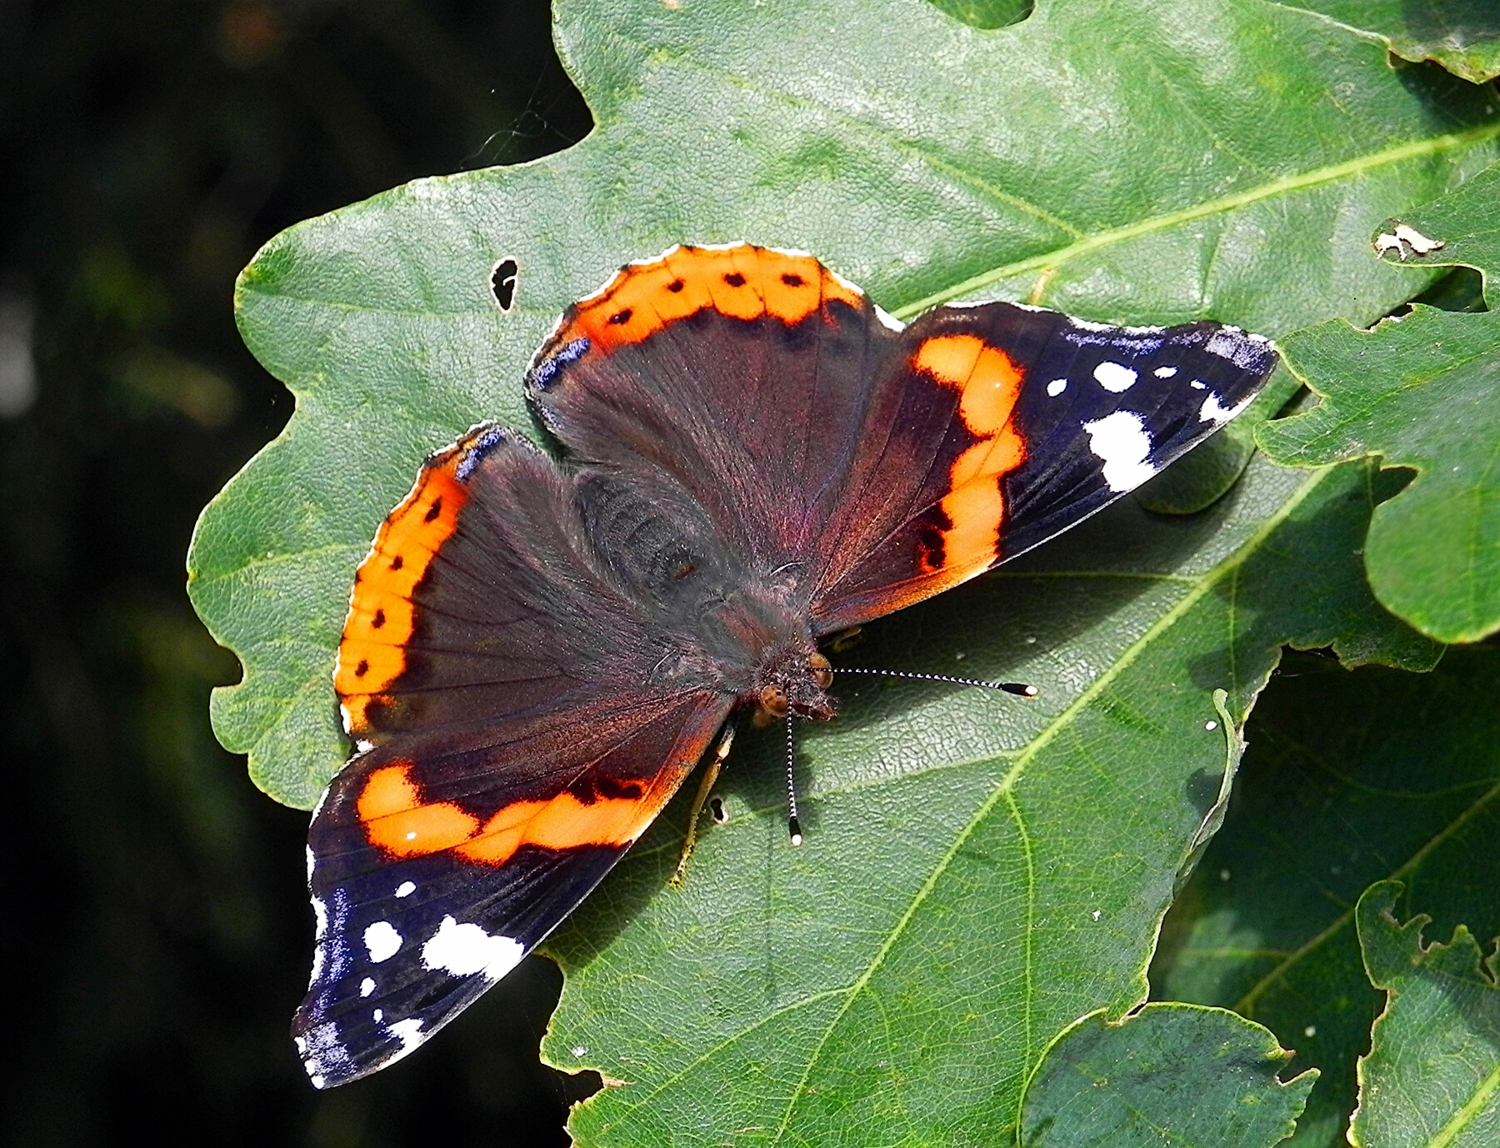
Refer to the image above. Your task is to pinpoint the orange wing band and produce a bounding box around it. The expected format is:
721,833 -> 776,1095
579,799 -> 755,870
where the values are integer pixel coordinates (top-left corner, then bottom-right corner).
334,442 -> 474,737
355,761 -> 684,865
912,335 -> 1027,579
551,244 -> 866,354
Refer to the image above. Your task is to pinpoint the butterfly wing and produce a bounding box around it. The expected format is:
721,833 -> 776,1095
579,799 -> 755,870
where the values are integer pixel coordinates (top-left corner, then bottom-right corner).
810,301 -> 1279,629
524,244 -> 1277,636
298,426 -> 732,1087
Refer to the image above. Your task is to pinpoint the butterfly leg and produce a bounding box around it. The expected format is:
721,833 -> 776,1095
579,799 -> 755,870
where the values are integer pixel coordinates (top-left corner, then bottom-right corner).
670,722 -> 736,888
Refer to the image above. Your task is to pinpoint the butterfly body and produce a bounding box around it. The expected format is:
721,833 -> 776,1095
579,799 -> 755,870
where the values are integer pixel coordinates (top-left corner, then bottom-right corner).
295,243 -> 1277,1087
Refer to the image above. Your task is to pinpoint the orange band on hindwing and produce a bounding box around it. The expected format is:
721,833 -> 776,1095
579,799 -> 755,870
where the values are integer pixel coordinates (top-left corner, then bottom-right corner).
335,431 -> 490,737
545,245 -> 867,355
912,334 -> 1028,578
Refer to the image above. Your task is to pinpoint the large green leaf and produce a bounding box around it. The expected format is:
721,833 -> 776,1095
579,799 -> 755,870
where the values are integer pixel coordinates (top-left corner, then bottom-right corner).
184,0 -> 1500,1141
1259,163 -> 1500,644
1277,2 -> 1500,83
188,0 -> 1499,807
1349,882 -> 1500,1148
1020,1004 -> 1316,1148
1152,648 -> 1500,1148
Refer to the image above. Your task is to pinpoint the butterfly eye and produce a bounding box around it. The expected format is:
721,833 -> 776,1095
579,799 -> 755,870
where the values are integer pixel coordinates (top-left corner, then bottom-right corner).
758,684 -> 790,718
808,652 -> 833,691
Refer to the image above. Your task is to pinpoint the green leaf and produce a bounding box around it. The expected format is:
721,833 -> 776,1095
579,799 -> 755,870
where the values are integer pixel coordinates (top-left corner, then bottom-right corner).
926,0 -> 1031,32
1258,163 -> 1500,644
1274,2 -> 1500,83
1350,881 -> 1500,1148
188,0 -> 1500,808
1152,648 -> 1500,1148
1020,1004 -> 1316,1148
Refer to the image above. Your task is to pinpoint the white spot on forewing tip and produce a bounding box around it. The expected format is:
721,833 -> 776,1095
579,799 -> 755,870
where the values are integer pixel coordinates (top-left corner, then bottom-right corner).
1093,361 -> 1137,392
1153,365 -> 1177,378
1199,391 -> 1253,424
421,915 -> 525,980
309,1073 -> 326,1090
1082,411 -> 1158,492
360,977 -> 376,998
1046,378 -> 1067,397
364,920 -> 402,963
395,880 -> 416,898
1205,328 -> 1271,370
386,1018 -> 424,1055
305,845 -> 316,881
373,1008 -> 383,1023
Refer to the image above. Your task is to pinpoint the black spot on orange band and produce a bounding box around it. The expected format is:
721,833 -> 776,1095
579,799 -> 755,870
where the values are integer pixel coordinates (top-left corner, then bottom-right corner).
539,245 -> 867,359
910,334 -> 1029,582
335,428 -> 506,737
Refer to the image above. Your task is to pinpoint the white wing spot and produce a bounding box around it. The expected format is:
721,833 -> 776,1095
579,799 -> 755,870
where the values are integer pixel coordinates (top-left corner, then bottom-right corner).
312,896 -> 328,942
1205,328 -> 1271,370
1082,411 -> 1158,491
422,915 -> 525,980
305,845 -> 316,880
1153,365 -> 1177,378
373,1008 -> 383,1023
386,1018 -> 424,1059
363,920 -> 402,963
359,977 -> 376,998
395,881 -> 416,898
1199,391 -> 1253,424
1190,380 -> 1207,390
1046,378 -> 1067,397
1093,361 -> 1137,392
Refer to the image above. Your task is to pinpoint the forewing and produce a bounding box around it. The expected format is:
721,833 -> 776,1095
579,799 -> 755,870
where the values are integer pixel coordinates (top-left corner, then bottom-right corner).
810,302 -> 1279,630
295,693 -> 728,1088
525,244 -> 896,572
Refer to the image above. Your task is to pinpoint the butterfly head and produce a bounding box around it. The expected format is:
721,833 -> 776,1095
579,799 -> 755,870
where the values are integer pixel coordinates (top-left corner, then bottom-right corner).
752,649 -> 837,724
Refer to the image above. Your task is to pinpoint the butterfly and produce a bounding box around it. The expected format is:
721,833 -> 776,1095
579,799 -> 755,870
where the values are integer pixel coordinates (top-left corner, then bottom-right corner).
293,243 -> 1277,1087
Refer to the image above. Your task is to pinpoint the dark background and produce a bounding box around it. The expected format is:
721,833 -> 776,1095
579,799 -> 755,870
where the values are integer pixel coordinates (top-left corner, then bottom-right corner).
0,1 -> 597,1142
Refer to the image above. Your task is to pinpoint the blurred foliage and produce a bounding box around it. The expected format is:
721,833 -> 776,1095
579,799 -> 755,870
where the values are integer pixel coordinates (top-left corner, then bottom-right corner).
0,0 -> 592,1143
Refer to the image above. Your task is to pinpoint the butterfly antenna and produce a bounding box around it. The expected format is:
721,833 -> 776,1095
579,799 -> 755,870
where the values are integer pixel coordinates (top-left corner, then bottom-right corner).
837,667 -> 1038,697
785,716 -> 803,847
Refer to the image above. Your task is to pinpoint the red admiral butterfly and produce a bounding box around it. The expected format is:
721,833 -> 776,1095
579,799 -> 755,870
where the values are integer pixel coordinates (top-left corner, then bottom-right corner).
294,244 -> 1277,1087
